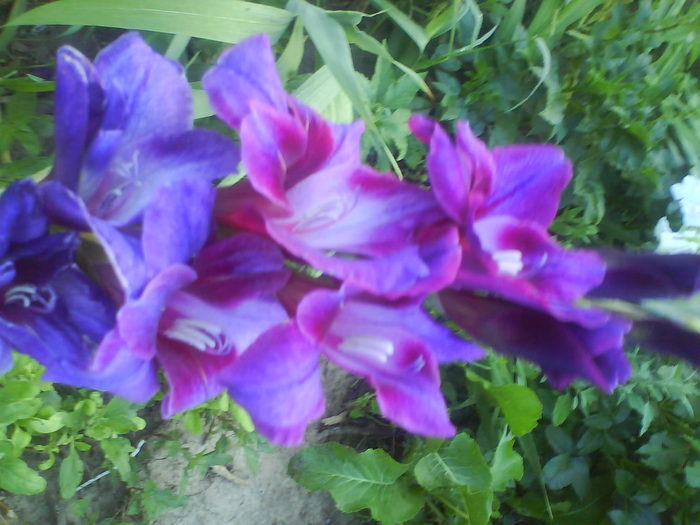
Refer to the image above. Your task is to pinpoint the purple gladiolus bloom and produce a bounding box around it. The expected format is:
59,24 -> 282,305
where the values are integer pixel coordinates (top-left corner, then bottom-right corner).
87,174 -> 324,444
0,180 -> 154,397
410,116 -> 633,388
205,34 -> 460,298
296,286 -> 484,437
410,115 -> 607,326
41,32 -> 239,298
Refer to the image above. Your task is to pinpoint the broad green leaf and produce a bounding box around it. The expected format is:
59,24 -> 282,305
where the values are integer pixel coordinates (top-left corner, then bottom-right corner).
0,399 -> 42,425
24,412 -> 65,434
101,437 -> 132,478
489,384 -> 542,436
543,454 -> 589,494
7,0 -> 292,44
289,443 -> 423,524
463,489 -> 493,525
59,447 -> 84,499
414,433 -> 492,492
230,401 -> 255,433
552,394 -> 573,426
368,0 -> 429,51
183,410 -> 203,435
0,456 -> 46,495
490,437 -> 523,491
685,461 -> 700,488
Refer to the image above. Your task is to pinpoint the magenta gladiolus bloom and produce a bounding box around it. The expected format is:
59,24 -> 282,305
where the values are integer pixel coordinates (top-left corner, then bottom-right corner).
204,35 -> 461,299
411,116 -> 632,389
296,286 -> 484,436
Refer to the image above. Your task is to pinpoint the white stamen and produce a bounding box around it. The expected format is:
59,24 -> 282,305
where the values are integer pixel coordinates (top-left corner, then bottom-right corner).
163,318 -> 227,353
338,335 -> 394,364
4,284 -> 57,312
492,249 -> 523,276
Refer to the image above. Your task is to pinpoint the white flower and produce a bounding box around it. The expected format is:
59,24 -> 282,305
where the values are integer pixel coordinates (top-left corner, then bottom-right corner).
670,175 -> 700,228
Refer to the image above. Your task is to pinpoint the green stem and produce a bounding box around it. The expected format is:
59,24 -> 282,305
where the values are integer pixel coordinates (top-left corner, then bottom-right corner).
165,34 -> 191,61
435,494 -> 470,523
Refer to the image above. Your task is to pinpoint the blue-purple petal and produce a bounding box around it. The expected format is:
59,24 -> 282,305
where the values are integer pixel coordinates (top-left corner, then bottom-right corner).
218,323 -> 325,446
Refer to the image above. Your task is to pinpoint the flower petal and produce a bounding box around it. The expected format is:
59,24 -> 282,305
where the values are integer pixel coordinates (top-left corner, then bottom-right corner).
630,320 -> 700,366
439,289 -> 631,392
218,323 -> 324,446
202,33 -> 287,129
93,32 -> 192,142
0,180 -> 48,253
50,46 -> 103,190
117,265 -> 198,360
297,289 -> 456,437
478,144 -> 572,227
44,329 -> 159,403
84,129 -> 237,226
588,250 -> 700,302
158,336 -> 235,418
142,177 -> 215,273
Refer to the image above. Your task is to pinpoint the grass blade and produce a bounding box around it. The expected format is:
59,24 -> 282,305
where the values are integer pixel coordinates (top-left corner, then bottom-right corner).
6,0 -> 293,44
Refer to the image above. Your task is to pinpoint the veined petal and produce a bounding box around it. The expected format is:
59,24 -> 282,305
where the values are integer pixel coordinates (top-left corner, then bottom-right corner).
297,289 -> 457,437
142,177 -> 215,273
424,121 -> 472,224
117,265 -> 198,360
84,129 -> 237,226
460,216 -> 607,326
240,101 -> 307,207
94,32 -> 192,142
478,144 -> 572,227
298,288 -> 483,365
158,336 -> 235,418
217,323 -> 324,446
440,290 -> 631,392
202,33 -> 287,129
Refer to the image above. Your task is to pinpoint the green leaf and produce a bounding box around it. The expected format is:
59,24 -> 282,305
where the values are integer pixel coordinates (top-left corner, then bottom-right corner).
59,447 -> 84,499
24,412 -> 65,434
293,66 -> 353,122
277,18 -> 305,82
0,456 -> 46,495
552,393 -> 573,426
101,437 -> 132,478
7,0 -> 292,44
545,426 -> 575,455
183,410 -> 203,435
463,489 -> 493,525
368,0 -> 429,51
490,437 -> 523,492
685,461 -> 700,489
543,454 -> 589,493
489,384 -> 542,436
414,433 -> 492,491
289,443 -> 423,524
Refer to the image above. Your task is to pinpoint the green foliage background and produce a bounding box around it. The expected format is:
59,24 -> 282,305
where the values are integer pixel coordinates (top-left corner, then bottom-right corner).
0,0 -> 698,523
